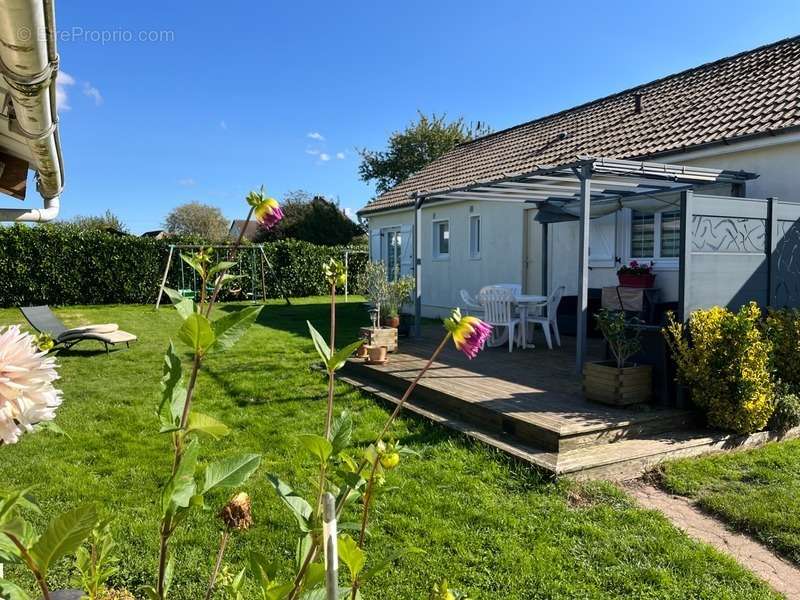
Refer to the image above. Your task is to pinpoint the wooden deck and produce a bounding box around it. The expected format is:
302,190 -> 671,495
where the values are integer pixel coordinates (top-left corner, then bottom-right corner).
340,325 -> 776,479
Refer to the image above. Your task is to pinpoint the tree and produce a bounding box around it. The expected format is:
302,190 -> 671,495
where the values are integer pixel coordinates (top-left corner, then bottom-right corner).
257,191 -> 364,246
164,202 -> 229,241
359,111 -> 491,195
59,210 -> 128,233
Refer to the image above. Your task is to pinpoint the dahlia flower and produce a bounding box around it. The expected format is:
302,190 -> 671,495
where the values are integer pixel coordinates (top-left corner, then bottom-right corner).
0,325 -> 62,445
444,308 -> 492,360
246,188 -> 284,230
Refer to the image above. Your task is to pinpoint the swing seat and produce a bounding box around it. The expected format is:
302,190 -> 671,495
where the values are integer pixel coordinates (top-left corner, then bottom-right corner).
178,288 -> 197,300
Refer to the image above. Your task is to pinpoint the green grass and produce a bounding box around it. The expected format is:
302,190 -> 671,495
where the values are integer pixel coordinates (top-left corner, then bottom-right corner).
659,439 -> 800,565
0,299 -> 779,598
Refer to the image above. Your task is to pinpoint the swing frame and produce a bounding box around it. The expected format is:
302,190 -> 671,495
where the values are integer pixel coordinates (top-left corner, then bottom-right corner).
154,244 -> 289,309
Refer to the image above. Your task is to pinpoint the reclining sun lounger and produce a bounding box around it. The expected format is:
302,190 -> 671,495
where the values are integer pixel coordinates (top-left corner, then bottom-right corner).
20,305 -> 138,352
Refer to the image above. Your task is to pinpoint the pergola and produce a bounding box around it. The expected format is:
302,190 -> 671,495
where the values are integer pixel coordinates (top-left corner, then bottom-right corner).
409,156 -> 757,372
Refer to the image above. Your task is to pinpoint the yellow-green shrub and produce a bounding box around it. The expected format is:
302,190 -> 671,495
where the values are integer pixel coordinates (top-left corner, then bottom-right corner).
765,308 -> 800,391
663,302 -> 773,434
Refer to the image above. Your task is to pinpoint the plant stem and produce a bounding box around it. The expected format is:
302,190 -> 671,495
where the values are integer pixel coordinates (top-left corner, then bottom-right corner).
155,519 -> 171,598
358,461 -> 379,548
203,530 -> 230,600
8,534 -> 50,600
205,207 -> 253,315
324,283 -> 337,439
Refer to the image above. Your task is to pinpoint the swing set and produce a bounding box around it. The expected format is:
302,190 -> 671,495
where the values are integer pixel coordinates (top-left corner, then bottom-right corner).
154,244 -> 291,309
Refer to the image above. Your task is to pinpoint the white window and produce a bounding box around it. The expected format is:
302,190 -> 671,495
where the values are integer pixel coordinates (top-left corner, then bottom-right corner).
385,228 -> 402,280
469,215 -> 481,259
629,210 -> 680,260
433,220 -> 449,259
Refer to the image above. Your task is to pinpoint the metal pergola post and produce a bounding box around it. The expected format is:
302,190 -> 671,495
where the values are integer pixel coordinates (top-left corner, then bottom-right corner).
414,196 -> 424,338
677,189 -> 694,322
575,164 -> 592,374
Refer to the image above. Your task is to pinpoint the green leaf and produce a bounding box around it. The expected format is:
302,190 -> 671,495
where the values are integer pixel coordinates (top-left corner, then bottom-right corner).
178,313 -> 216,355
202,454 -> 261,494
337,534 -> 366,581
267,475 -> 313,532
0,533 -> 22,563
164,287 -> 195,320
158,342 -> 185,431
0,579 -> 32,600
180,253 -> 205,279
0,488 -> 40,524
297,434 -> 332,463
307,321 -> 331,363
209,305 -> 263,353
329,339 -> 365,371
186,412 -> 229,440
330,411 -> 353,456
208,261 -> 237,278
29,504 -> 98,575
161,439 -> 199,518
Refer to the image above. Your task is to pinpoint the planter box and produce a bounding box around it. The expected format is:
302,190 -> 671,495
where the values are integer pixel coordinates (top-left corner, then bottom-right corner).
617,273 -> 656,288
359,326 -> 398,352
583,361 -> 653,406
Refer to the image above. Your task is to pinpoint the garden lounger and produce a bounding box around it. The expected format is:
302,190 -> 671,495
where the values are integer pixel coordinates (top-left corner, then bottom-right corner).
20,305 -> 137,353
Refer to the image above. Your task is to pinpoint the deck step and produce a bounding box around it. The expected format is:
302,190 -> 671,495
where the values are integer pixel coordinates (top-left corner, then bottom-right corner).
338,369 -> 800,480
344,359 -> 698,453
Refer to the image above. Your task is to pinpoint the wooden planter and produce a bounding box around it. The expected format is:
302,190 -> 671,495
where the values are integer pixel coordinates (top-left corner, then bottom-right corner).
359,326 -> 398,352
583,361 -> 653,406
617,273 -> 656,288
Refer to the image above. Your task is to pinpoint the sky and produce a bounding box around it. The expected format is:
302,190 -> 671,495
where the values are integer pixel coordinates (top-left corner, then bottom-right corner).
39,0 -> 800,233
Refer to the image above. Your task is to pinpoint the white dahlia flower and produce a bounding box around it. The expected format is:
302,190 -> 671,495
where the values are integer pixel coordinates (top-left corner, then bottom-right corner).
0,325 -> 62,445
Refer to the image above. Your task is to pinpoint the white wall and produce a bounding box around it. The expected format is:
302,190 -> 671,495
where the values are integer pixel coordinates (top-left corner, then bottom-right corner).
364,134 -> 800,316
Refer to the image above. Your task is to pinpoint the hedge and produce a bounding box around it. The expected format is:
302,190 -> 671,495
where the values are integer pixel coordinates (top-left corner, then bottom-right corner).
0,224 -> 368,307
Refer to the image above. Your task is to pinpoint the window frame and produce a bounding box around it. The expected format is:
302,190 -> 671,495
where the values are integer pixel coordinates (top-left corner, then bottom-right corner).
382,226 -> 403,281
468,214 -> 481,260
432,219 -> 450,260
622,208 -> 680,270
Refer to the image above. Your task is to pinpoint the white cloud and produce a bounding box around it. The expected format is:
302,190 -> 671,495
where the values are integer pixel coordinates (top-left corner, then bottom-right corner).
178,178 -> 196,187
56,71 -> 75,111
319,153 -> 331,162
219,120 -> 228,130
82,82 -> 103,105
335,151 -> 345,160
307,132 -> 325,141
305,148 -> 320,155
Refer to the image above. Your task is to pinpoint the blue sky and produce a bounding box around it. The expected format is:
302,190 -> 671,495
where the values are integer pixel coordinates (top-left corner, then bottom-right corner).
48,1 -> 800,233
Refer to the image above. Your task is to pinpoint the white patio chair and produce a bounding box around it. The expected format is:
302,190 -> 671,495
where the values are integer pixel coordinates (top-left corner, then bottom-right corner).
525,285 -> 565,350
478,286 -> 520,352
459,289 -> 483,316
493,283 -> 522,296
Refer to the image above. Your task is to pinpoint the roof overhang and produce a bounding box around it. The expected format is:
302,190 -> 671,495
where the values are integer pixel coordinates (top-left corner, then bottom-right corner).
410,156 -> 758,223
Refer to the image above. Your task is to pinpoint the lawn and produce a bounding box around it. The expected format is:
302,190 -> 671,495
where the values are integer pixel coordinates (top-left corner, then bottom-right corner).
0,299 -> 779,599
659,439 -> 800,565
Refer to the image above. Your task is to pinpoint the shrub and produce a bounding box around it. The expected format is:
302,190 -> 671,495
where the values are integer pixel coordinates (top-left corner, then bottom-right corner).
769,385 -> 800,433
0,225 -> 367,306
765,308 -> 800,392
663,302 -> 774,434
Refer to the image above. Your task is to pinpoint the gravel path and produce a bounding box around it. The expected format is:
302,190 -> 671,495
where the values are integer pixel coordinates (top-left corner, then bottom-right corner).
625,481 -> 800,599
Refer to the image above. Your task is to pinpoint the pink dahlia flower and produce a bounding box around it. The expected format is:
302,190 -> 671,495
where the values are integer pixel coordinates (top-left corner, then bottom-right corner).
444,308 -> 492,359
254,197 -> 284,229
0,325 -> 62,445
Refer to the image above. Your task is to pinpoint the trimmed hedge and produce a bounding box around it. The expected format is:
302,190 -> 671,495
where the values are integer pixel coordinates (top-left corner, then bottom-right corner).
0,224 -> 367,307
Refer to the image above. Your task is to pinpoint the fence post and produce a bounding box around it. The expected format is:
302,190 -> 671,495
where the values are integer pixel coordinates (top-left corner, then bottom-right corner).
322,492 -> 338,600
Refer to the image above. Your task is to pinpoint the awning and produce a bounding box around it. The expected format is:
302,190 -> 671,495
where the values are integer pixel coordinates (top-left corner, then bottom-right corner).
411,156 -> 758,223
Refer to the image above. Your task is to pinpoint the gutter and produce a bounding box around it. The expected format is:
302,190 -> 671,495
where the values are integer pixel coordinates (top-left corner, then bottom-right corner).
0,0 -> 63,222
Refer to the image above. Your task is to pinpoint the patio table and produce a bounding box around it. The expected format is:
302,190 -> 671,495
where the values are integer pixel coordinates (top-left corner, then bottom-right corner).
515,293 -> 547,349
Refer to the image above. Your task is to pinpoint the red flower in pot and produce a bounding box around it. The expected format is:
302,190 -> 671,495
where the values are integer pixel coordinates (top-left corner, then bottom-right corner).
617,260 -> 656,288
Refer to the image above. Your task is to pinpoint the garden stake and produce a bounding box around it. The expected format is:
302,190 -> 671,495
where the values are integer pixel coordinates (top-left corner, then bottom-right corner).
322,492 -> 339,600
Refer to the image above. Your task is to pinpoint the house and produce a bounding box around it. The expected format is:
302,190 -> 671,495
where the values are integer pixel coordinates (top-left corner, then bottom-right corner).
358,35 -> 800,348
141,229 -> 172,240
229,219 -> 262,242
0,0 -> 64,223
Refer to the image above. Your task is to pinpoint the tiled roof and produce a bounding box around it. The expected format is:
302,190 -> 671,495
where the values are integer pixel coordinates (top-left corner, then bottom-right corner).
359,35 -> 800,215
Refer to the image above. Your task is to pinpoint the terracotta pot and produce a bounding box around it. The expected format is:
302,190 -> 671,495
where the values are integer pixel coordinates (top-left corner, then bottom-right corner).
367,345 -> 388,364
617,273 -> 656,288
355,343 -> 369,358
382,315 -> 400,328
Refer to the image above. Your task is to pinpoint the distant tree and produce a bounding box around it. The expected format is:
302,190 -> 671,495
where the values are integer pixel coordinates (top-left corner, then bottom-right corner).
164,202 -> 229,241
256,191 -> 364,246
61,210 -> 128,233
359,111 -> 491,195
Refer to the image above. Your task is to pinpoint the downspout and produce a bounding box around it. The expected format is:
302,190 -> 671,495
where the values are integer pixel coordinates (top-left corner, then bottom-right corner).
0,0 -> 63,222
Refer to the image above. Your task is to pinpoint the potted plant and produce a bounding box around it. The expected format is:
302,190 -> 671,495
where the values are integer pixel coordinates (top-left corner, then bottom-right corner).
382,276 -> 415,329
583,309 -> 652,406
617,260 -> 656,288
361,261 -> 398,351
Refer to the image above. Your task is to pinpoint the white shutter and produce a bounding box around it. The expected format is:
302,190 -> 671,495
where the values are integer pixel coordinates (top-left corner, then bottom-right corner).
589,213 -> 616,267
369,229 -> 382,262
399,224 -> 414,277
